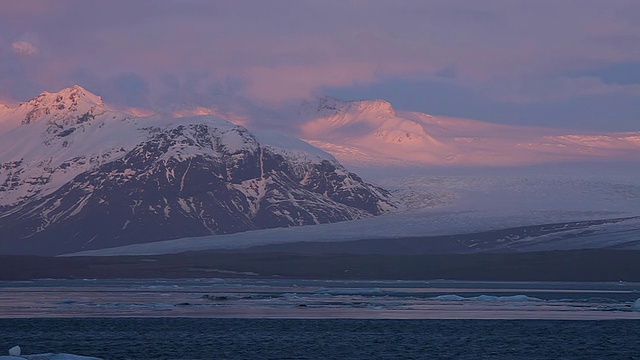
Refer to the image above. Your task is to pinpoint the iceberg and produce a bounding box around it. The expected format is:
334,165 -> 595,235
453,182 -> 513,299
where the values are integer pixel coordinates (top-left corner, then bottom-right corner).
433,295 -> 466,301
317,288 -> 384,296
632,298 -> 640,312
474,295 -> 543,302
432,294 -> 543,302
1,347 -> 102,360
9,347 -> 20,356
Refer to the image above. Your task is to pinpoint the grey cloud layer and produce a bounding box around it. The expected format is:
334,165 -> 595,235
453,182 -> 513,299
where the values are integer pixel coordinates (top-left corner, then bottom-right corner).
1,0 -> 639,129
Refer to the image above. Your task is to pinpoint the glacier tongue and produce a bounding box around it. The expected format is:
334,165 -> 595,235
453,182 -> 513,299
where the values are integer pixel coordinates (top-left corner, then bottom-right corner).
67,171 -> 640,256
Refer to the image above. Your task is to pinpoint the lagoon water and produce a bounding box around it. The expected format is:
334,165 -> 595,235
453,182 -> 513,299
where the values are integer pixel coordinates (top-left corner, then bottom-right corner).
2,318 -> 640,360
1,279 -> 639,359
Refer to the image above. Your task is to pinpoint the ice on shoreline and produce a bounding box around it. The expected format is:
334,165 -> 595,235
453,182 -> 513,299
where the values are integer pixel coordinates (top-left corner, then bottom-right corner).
0,355 -> 102,360
2,347 -> 102,360
433,294 -> 544,302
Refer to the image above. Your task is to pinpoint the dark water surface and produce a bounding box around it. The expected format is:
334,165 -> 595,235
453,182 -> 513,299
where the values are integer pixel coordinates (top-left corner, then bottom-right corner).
1,318 -> 639,360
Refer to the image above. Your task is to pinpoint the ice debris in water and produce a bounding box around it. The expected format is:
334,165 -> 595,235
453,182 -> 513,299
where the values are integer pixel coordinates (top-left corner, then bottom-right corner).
632,298 -> 640,312
433,294 -> 543,302
1,347 -> 103,360
9,346 -> 20,356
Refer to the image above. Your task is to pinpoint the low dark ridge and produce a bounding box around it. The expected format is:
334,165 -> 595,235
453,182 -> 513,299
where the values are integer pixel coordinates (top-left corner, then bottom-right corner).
1,249 -> 639,282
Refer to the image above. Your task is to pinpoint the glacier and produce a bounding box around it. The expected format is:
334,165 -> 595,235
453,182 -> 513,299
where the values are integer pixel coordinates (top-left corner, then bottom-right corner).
68,171 -> 640,256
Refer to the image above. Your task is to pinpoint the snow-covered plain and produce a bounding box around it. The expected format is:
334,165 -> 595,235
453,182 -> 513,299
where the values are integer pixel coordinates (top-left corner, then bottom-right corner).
68,171 -> 640,256
299,97 -> 640,167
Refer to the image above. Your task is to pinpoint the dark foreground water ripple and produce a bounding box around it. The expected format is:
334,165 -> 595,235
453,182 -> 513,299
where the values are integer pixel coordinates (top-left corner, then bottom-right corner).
1,318 -> 639,360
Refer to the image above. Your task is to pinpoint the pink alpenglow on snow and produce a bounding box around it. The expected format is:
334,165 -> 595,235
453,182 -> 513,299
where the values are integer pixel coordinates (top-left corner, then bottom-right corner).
299,97 -> 640,167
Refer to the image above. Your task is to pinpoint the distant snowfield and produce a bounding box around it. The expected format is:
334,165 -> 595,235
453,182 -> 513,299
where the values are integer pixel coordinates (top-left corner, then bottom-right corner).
69,171 -> 640,256
297,97 -> 640,167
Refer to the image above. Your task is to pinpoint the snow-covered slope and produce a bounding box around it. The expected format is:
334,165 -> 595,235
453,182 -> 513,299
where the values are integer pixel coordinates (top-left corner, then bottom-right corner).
0,87 -> 394,255
0,86 -> 135,205
299,97 -> 640,167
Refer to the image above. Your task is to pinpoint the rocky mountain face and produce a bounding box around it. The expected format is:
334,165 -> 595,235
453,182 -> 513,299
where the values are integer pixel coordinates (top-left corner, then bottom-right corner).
0,86 -> 394,255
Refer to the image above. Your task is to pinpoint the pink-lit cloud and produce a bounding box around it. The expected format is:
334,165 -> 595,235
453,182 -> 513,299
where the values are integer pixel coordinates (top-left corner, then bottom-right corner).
0,0 -> 640,129
0,1 -> 66,16
11,41 -> 38,56
0,96 -> 16,108
493,77 -> 640,104
244,63 -> 380,103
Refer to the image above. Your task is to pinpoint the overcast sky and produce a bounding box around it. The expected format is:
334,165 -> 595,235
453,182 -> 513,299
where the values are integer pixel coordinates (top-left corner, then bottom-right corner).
1,0 -> 640,130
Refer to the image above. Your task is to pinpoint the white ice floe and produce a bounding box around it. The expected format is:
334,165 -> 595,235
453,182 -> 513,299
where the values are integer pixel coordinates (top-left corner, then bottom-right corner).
1,347 -> 102,360
316,288 -> 385,296
433,294 -> 543,302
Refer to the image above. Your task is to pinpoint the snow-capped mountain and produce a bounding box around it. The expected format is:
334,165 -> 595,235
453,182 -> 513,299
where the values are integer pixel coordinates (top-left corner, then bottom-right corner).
0,86 -> 394,255
299,97 -> 640,167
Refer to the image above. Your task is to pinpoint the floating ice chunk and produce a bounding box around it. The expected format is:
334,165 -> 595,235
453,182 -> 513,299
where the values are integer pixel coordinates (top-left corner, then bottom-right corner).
0,353 -> 103,360
474,295 -> 543,302
632,298 -> 640,312
25,354 -> 103,360
432,294 -> 543,302
318,288 -> 384,295
9,347 -> 20,356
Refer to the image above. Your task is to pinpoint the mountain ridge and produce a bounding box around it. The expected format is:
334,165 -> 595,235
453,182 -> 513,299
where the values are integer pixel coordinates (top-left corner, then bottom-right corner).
0,86 -> 394,255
